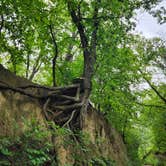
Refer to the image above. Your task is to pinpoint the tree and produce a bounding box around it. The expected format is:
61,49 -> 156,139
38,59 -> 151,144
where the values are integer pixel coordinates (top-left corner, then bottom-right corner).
0,1 -> 165,164
0,0 -> 162,97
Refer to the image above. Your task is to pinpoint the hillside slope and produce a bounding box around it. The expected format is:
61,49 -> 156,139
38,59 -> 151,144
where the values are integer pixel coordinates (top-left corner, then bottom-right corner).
0,64 -> 129,165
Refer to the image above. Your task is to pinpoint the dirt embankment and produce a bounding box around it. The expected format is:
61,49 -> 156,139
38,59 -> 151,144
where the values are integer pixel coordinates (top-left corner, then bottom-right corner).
0,64 -> 129,165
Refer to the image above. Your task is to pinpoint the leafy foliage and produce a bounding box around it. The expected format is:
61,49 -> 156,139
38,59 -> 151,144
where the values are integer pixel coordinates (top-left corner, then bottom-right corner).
0,120 -> 54,165
0,0 -> 166,165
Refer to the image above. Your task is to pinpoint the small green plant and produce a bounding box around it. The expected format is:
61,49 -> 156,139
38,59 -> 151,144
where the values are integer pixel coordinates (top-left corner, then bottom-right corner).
90,157 -> 116,166
0,119 -> 55,165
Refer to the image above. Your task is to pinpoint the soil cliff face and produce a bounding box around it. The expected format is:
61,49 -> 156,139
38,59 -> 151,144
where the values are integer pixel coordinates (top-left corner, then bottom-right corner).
0,65 -> 128,165
0,65 -> 46,137
56,107 -> 129,166
83,108 -> 128,166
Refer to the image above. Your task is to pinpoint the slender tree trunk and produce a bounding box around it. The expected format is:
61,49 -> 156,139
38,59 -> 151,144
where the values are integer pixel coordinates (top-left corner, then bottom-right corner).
28,55 -> 42,81
26,54 -> 30,79
0,14 -> 4,34
68,0 -> 100,101
49,24 -> 58,87
67,0 -> 100,129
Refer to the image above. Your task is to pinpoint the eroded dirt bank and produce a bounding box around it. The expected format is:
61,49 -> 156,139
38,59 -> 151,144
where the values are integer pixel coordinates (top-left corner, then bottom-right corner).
0,64 -> 129,165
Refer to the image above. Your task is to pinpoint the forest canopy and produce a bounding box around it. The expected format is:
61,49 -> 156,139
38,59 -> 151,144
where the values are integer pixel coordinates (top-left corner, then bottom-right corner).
0,0 -> 166,165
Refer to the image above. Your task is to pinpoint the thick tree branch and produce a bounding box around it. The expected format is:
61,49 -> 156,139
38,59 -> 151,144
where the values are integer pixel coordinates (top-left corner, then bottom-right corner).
67,1 -> 101,116
90,0 -> 100,64
67,2 -> 88,51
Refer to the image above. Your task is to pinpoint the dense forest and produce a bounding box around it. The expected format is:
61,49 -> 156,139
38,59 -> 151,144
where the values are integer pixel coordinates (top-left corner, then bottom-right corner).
0,0 -> 166,165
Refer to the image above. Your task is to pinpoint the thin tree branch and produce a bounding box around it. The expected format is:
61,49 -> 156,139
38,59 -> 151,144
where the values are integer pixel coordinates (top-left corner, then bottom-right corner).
142,149 -> 153,161
29,61 -> 42,81
135,101 -> 166,109
82,15 -> 118,21
65,32 -> 78,61
0,14 -> 4,34
28,55 -> 42,81
139,70 -> 166,104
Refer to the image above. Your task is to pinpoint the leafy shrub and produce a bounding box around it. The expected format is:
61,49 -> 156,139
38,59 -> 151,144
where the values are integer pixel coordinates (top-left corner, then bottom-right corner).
0,120 -> 55,166
90,157 -> 116,166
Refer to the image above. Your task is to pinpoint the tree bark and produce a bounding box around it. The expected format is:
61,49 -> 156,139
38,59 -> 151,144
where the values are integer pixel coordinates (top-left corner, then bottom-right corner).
49,24 -> 58,87
67,0 -> 100,101
67,0 -> 100,129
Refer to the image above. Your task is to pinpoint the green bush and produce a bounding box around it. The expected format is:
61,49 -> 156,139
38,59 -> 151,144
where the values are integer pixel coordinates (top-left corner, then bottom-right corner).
0,120 -> 55,166
90,157 -> 116,166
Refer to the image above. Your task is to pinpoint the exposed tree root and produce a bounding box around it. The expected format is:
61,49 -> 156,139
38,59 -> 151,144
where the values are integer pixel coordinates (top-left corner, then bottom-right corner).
0,83 -> 80,101
43,98 -> 51,121
63,110 -> 76,128
52,103 -> 82,111
0,80 -> 84,129
17,83 -> 80,91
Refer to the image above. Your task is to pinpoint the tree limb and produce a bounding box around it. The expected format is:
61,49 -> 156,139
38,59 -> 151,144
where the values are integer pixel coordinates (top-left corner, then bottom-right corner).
135,101 -> 166,109
90,0 -> 100,66
65,32 -> 78,61
82,15 -> 119,21
29,60 -> 42,81
139,70 -> 166,104
0,14 -> 4,34
67,1 -> 89,52
142,149 -> 153,161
